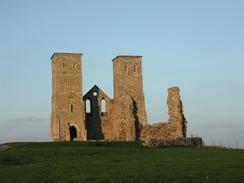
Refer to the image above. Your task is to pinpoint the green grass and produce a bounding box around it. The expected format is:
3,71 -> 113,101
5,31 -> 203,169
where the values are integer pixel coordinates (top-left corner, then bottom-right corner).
0,142 -> 244,183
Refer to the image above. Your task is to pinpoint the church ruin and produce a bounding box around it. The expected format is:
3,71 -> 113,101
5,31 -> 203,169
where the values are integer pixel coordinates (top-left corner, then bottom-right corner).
51,53 -> 187,141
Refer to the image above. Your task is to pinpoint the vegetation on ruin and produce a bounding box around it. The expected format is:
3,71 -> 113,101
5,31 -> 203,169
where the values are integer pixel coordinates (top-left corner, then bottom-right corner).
0,141 -> 244,183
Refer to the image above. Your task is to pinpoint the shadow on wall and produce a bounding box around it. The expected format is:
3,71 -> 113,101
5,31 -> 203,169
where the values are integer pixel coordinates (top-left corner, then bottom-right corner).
131,97 -> 140,141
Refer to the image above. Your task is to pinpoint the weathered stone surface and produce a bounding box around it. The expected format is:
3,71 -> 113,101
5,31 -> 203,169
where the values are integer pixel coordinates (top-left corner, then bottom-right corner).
112,56 -> 148,141
51,53 -> 86,141
51,53 -> 191,142
140,87 -> 187,141
143,138 -> 204,148
167,87 -> 187,137
82,56 -> 148,141
83,85 -> 113,140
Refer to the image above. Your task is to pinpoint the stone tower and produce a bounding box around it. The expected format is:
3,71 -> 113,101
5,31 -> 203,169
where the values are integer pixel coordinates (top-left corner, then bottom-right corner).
112,56 -> 148,140
51,53 -> 86,141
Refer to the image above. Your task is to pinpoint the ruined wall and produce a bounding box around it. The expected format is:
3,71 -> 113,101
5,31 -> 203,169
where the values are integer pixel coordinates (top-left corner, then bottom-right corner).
112,56 -> 148,141
51,52 -> 189,142
143,138 -> 204,148
140,87 -> 187,140
167,87 -> 187,137
110,95 -> 137,141
83,85 -> 114,140
51,53 -> 86,141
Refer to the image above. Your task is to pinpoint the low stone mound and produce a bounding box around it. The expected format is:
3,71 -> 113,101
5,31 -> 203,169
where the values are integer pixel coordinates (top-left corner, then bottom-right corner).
143,137 -> 204,148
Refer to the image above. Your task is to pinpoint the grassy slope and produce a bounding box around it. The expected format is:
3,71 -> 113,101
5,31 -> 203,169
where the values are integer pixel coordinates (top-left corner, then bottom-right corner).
0,142 -> 244,183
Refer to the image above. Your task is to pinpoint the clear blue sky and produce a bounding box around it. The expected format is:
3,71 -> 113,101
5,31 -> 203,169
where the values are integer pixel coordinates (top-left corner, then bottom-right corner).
0,0 -> 243,148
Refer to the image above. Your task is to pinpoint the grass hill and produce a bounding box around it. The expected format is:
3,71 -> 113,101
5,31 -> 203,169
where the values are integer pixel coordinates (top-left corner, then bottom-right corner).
0,141 -> 244,183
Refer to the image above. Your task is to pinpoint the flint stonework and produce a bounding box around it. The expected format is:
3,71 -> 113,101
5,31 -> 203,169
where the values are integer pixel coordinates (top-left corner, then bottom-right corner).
51,53 -> 187,142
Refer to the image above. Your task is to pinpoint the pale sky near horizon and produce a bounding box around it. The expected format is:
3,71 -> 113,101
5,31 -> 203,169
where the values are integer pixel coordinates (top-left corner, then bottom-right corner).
0,0 -> 243,148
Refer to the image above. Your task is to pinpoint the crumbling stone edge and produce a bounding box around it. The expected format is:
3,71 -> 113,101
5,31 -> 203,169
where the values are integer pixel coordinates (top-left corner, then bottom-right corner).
142,137 -> 204,148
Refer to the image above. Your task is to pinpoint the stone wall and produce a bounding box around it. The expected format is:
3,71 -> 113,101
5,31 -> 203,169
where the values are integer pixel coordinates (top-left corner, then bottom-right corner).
112,56 -> 148,141
82,55 -> 149,141
167,87 -> 187,137
140,87 -> 187,141
143,138 -> 204,148
83,85 -> 114,140
51,53 -> 191,142
51,53 -> 86,141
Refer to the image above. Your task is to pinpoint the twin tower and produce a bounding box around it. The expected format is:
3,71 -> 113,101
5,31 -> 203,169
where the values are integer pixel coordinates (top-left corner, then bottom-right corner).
51,53 -> 148,141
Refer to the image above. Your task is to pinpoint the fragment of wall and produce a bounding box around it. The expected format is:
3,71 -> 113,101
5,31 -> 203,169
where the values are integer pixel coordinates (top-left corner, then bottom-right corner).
140,87 -> 187,141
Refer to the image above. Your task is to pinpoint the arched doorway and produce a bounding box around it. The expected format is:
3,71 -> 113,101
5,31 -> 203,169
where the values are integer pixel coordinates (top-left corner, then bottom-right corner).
69,126 -> 77,141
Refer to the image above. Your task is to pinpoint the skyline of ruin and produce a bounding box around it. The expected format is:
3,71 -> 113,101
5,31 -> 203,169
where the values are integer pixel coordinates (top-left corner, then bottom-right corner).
50,53 -> 187,142
0,1 -> 243,148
